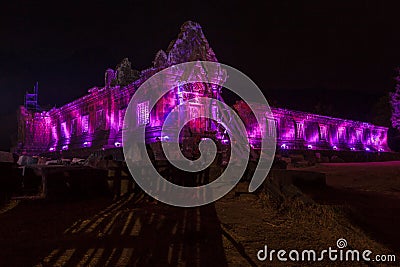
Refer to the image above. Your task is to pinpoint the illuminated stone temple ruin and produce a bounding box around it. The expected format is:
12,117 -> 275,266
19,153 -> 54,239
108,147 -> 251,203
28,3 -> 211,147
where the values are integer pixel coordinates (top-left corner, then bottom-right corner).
15,21 -> 389,156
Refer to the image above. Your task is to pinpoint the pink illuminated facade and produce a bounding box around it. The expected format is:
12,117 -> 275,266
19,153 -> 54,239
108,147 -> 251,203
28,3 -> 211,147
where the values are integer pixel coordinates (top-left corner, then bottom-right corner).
234,102 -> 388,152
15,21 -> 389,155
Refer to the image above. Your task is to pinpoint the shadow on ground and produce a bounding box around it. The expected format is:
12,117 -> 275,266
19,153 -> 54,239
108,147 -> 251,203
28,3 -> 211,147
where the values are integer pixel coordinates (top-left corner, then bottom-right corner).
0,193 -> 228,266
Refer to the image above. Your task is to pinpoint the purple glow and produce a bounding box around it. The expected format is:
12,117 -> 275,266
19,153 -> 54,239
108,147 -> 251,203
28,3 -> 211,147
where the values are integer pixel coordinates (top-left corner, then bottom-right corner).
365,147 -> 371,151
114,141 -> 122,147
319,125 -> 327,140
49,147 -> 55,152
237,105 -> 390,152
51,126 -> 58,145
281,120 -> 296,140
248,126 -> 262,139
20,94 -> 391,154
338,126 -> 346,142
83,141 -> 92,147
82,115 -> 89,133
177,83 -> 184,105
61,122 -> 70,140
62,145 -> 69,150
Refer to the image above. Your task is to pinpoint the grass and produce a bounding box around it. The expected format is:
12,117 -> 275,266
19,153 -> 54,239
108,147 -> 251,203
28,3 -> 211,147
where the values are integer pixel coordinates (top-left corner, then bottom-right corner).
216,179 -> 398,266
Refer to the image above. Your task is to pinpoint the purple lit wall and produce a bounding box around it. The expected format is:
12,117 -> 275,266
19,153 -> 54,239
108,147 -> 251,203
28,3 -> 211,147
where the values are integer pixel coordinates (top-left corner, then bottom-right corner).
235,103 -> 389,152
16,73 -> 223,154
16,89 -> 390,154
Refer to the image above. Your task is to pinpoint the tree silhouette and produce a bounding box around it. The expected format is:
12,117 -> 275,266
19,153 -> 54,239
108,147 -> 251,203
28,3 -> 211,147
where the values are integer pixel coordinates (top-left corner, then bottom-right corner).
388,68 -> 400,151
112,58 -> 140,87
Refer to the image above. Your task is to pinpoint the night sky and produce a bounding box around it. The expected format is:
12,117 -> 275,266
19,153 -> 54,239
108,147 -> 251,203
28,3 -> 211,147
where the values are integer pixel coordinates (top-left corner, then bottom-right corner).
1,0 -> 400,150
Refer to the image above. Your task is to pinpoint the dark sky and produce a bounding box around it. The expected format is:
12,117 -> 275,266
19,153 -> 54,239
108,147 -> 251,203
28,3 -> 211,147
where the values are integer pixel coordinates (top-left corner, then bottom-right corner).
1,0 -> 400,149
